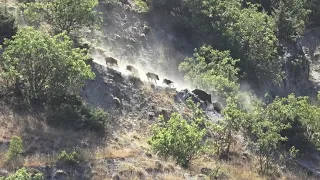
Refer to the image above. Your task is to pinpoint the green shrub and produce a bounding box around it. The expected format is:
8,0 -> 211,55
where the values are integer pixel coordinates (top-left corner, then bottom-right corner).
0,167 -> 43,180
0,6 -> 17,45
57,150 -> 80,165
148,112 -> 206,167
46,95 -> 109,133
5,136 -> 23,162
134,0 -> 150,13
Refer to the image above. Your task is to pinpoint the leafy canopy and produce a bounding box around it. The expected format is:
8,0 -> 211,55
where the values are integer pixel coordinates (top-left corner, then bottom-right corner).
274,0 -> 310,41
0,27 -> 94,102
179,45 -> 240,101
20,0 -> 98,34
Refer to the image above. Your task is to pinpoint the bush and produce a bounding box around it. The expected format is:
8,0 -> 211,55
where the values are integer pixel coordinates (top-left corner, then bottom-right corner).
46,95 -> 109,133
134,0 -> 150,13
5,136 -> 23,163
0,168 -> 43,180
0,6 -> 17,45
57,150 -> 80,165
148,112 -> 206,167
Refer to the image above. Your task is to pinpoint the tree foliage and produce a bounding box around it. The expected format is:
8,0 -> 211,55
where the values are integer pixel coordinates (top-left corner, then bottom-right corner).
246,94 -> 320,173
20,0 -> 98,34
274,0 -> 310,42
225,5 -> 283,86
0,168 -> 43,180
179,45 -> 240,101
46,0 -> 98,33
0,27 -> 94,102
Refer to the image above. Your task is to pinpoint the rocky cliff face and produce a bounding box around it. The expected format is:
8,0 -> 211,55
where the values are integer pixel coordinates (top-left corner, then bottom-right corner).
277,28 -> 320,98
79,1 -> 196,91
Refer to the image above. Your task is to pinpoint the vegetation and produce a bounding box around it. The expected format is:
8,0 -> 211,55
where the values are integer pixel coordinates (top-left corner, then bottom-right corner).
5,136 -> 23,163
57,150 -> 80,165
1,0 -> 320,179
0,168 -> 43,180
274,0 -> 310,42
20,0 -> 98,34
0,6 -> 17,45
46,95 -> 109,133
179,45 -> 240,101
46,0 -> 98,33
149,102 -> 206,167
0,27 -> 94,103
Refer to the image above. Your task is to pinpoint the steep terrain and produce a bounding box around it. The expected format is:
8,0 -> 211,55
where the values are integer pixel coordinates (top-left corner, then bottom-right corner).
1,0 -> 320,179
0,60 -> 317,180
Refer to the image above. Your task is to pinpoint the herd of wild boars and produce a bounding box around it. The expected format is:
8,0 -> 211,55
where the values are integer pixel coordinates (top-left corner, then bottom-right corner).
104,56 -> 223,112
105,57 -> 174,87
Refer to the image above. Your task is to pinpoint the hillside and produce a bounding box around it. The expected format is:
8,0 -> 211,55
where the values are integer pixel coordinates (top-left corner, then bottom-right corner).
0,0 -> 320,180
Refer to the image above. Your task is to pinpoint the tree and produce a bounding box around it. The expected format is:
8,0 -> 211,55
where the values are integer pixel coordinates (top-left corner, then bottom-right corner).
247,94 -> 320,173
0,6 -> 17,45
179,45 -> 240,101
0,27 -> 94,102
149,112 -> 206,167
46,0 -> 98,33
179,1 -> 283,89
20,0 -> 98,34
274,0 -> 310,42
223,4 -> 283,87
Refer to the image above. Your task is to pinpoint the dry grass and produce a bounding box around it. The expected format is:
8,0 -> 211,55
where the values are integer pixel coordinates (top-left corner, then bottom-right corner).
161,174 -> 185,180
227,165 -> 263,180
23,154 -> 56,167
95,147 -> 140,159
141,83 -> 175,107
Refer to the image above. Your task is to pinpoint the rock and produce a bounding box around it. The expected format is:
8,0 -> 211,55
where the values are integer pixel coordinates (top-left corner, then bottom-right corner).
143,24 -> 151,35
112,173 -> 120,180
145,152 -> 152,158
115,34 -> 121,40
136,170 -> 145,179
242,152 -> 250,160
0,169 -> 9,177
200,167 -> 212,175
129,37 -> 137,44
113,97 -> 122,108
197,174 -> 207,179
148,112 -> 155,120
54,170 -> 68,180
155,160 -> 162,170
184,173 -> 196,180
